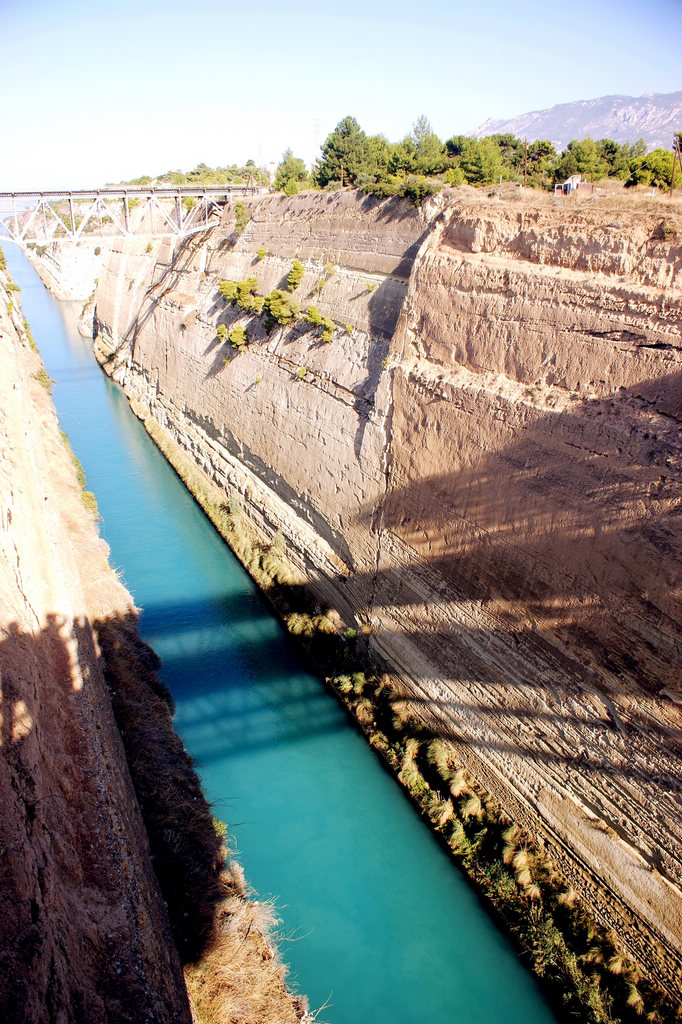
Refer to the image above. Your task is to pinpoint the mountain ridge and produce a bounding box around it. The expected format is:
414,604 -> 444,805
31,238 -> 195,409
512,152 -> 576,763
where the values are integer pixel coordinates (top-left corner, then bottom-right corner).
471,89 -> 682,152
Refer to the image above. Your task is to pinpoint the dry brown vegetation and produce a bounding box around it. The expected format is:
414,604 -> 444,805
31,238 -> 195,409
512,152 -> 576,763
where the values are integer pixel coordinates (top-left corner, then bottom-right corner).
185,863 -> 309,1024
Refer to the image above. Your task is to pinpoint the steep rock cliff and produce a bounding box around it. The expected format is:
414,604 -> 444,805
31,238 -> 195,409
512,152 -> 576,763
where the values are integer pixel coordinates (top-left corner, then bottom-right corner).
0,275 -> 191,1021
92,187 -> 682,998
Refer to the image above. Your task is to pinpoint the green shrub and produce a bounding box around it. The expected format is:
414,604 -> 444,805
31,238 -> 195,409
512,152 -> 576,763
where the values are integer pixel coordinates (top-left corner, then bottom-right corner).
256,247 -> 267,260
287,259 -> 305,291
305,305 -> 323,326
23,318 -> 37,352
296,365 -> 307,379
233,200 -> 249,235
216,324 -> 227,341
0,246 -> 6,271
219,278 -> 259,310
262,289 -> 299,325
34,367 -> 55,393
228,325 -> 248,350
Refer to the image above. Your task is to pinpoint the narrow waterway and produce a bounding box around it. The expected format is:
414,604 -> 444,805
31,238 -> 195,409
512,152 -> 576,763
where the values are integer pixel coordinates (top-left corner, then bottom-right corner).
6,244 -> 559,1024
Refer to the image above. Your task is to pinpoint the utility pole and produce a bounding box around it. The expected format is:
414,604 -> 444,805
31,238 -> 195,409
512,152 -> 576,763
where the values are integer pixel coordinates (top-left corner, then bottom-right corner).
524,137 -> 528,188
670,134 -> 682,198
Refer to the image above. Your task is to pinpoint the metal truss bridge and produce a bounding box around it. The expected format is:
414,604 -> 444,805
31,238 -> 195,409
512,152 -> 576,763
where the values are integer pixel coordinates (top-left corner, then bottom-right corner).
0,185 -> 259,245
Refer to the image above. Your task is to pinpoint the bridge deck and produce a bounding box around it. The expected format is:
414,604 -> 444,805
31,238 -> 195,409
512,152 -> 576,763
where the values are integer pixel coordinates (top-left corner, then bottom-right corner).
0,186 -> 260,244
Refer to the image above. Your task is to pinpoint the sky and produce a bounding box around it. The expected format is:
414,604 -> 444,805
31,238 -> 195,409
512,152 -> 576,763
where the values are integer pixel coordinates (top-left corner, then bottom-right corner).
1,0 -> 680,190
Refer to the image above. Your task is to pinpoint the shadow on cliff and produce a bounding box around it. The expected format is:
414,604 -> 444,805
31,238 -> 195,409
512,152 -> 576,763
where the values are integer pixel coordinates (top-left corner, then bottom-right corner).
121,231 -> 213,356
348,368 -> 682,702
0,608 -> 236,967
0,611 -> 198,1022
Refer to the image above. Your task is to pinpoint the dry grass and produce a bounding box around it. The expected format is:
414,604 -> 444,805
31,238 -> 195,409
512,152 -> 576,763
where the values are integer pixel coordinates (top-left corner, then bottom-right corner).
185,863 -> 309,1024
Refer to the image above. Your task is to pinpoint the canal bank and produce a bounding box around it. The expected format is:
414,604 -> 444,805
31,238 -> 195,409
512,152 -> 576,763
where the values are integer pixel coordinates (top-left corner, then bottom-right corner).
5,242 -> 563,1023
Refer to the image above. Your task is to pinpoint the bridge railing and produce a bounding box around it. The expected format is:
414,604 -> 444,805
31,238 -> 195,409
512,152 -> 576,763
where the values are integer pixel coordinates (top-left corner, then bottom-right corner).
0,186 -> 260,245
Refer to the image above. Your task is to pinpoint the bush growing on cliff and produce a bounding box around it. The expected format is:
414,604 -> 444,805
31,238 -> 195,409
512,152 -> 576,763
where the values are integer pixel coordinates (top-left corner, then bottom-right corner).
34,366 -> 55,393
228,325 -> 248,350
219,277 -> 260,311
219,280 -> 238,302
287,259 -> 304,291
262,289 -> 299,326
216,323 -> 227,341
233,200 -> 249,236
305,304 -> 323,326
0,246 -> 6,271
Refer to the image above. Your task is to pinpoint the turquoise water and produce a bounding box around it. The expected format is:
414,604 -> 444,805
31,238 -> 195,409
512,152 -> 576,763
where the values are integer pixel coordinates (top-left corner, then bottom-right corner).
5,244 -> 558,1024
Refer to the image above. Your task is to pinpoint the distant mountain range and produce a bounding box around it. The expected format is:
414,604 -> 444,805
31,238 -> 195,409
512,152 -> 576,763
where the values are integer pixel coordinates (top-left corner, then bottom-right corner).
472,91 -> 682,152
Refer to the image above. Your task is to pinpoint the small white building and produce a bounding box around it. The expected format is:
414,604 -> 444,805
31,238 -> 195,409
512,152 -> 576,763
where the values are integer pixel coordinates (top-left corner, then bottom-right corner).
554,174 -> 586,196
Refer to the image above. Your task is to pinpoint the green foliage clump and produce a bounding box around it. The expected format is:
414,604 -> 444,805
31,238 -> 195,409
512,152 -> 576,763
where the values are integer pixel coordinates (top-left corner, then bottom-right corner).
626,147 -> 674,189
216,324 -> 227,342
305,305 -> 323,326
34,366 -> 55,393
59,428 -> 98,513
219,277 -> 259,311
296,365 -> 307,380
321,316 -> 335,343
0,246 -> 6,271
23,318 -> 37,352
219,280 -> 238,302
315,115 -> 370,187
233,200 -> 249,236
287,259 -> 305,291
274,148 -> 309,194
262,289 -> 299,326
228,325 -> 248,350
256,247 -> 267,261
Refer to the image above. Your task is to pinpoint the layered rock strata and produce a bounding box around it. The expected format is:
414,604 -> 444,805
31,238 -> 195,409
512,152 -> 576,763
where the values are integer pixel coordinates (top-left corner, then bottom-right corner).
0,277 -> 192,1020
92,187 -> 682,998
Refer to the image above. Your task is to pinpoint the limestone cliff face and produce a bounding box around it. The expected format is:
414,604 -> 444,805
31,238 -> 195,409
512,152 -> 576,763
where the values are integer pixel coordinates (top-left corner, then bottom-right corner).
0,273 -> 191,1021
92,187 -> 682,996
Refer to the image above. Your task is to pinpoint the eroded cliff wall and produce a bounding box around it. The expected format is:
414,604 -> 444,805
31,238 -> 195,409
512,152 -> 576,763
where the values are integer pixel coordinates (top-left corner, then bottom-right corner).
92,187 -> 682,996
0,269 -> 192,1022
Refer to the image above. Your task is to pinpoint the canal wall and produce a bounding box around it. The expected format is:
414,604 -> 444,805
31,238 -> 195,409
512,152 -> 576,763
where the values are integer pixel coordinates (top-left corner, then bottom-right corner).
85,187 -> 682,996
0,259 -> 192,1022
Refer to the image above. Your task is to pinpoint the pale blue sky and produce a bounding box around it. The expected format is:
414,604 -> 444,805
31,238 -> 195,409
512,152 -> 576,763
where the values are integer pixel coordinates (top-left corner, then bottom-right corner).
1,0 -> 680,189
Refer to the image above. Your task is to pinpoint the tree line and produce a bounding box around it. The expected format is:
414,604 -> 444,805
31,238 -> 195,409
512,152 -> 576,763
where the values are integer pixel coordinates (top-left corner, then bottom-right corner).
116,118 -> 679,205
274,115 -> 679,202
